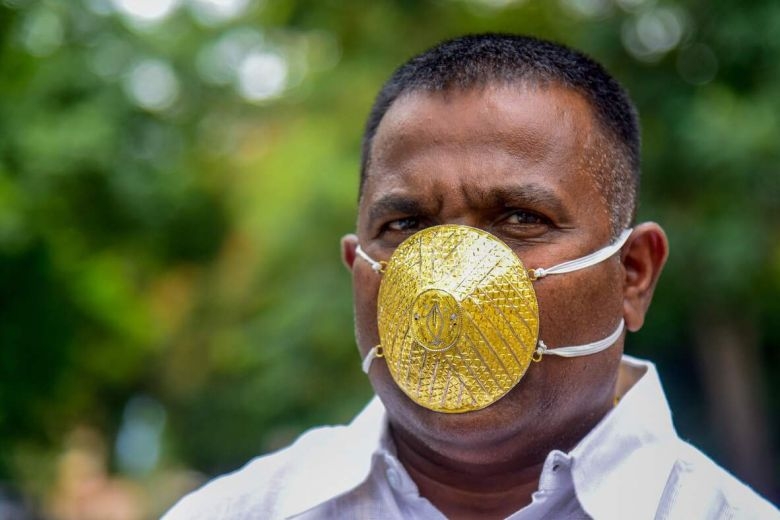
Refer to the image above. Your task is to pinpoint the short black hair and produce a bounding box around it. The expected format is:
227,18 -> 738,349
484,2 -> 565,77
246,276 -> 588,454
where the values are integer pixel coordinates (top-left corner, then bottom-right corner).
360,33 -> 640,235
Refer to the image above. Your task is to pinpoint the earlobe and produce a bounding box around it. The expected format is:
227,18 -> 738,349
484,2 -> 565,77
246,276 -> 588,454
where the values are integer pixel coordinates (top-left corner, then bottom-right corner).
341,234 -> 359,271
622,223 -> 669,332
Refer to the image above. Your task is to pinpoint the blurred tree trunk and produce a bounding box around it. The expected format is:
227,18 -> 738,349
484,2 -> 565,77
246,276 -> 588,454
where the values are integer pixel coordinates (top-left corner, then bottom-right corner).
693,310 -> 776,497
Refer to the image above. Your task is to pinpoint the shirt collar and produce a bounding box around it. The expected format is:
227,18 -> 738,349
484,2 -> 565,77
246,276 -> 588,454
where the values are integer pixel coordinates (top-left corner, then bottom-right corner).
569,355 -> 680,519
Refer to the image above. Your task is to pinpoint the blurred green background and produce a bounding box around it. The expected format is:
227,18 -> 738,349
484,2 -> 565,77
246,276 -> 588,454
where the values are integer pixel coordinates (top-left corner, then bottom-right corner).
0,0 -> 777,517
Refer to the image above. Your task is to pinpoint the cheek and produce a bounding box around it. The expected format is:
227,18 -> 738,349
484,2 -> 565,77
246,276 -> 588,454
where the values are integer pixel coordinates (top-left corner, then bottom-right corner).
533,263 -> 624,346
352,267 -> 382,357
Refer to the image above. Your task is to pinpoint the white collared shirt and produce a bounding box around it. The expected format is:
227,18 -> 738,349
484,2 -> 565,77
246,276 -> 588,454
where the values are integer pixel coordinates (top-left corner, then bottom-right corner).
163,356 -> 778,519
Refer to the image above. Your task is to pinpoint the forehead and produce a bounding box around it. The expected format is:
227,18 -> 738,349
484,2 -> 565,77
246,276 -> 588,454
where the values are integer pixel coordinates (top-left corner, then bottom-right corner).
368,83 -> 597,173
360,84 -> 609,229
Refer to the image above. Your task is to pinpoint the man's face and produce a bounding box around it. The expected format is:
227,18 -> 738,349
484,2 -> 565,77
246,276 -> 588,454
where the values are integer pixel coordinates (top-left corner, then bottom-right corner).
345,84 -> 627,460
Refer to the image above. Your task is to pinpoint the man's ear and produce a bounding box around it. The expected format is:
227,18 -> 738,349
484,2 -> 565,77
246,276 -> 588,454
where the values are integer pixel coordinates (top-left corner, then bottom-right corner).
341,234 -> 358,271
622,222 -> 669,332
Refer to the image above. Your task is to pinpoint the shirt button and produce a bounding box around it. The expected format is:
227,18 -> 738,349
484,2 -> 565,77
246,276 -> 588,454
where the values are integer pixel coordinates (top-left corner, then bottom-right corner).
386,468 -> 402,490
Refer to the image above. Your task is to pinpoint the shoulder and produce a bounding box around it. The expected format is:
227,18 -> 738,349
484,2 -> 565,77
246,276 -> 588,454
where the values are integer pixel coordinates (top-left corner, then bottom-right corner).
161,424 -> 346,520
656,440 -> 778,519
162,397 -> 387,520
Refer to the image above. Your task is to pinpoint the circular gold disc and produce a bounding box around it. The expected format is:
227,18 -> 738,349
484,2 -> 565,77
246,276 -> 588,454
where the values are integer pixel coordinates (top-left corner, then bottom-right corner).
377,224 -> 540,413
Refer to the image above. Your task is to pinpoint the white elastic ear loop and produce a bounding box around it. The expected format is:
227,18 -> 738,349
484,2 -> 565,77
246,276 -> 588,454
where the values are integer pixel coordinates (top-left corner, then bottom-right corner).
355,244 -> 384,374
362,346 -> 382,374
355,245 -> 385,273
530,228 -> 633,280
536,319 -> 625,359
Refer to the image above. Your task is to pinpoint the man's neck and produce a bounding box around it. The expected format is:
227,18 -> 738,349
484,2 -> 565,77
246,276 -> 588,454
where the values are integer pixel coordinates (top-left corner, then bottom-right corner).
388,398 -> 614,520
392,427 -> 544,519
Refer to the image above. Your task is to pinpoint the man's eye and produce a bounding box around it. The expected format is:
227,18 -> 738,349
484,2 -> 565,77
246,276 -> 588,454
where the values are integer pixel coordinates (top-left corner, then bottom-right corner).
386,217 -> 421,232
506,211 -> 546,225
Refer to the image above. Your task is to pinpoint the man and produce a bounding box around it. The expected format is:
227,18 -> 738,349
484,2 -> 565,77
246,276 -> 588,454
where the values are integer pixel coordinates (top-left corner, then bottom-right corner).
165,34 -> 776,519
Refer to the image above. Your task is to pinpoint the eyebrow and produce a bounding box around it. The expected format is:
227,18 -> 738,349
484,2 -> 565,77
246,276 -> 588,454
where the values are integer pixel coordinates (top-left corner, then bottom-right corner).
367,194 -> 426,229
365,182 -> 572,228
471,183 -> 569,218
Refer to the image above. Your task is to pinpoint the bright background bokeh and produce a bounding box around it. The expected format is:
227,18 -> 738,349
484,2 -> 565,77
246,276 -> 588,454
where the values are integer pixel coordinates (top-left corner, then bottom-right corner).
0,0 -> 777,517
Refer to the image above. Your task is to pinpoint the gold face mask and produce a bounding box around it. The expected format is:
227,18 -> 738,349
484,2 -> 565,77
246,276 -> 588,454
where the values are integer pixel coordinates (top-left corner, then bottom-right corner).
356,224 -> 631,413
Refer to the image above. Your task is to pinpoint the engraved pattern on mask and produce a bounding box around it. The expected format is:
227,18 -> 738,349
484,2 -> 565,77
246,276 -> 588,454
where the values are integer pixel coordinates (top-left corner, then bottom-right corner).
377,225 -> 539,413
411,288 -> 461,352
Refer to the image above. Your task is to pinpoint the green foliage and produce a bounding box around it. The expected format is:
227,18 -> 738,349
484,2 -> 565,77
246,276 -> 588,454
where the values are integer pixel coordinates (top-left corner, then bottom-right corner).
0,0 -> 777,511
